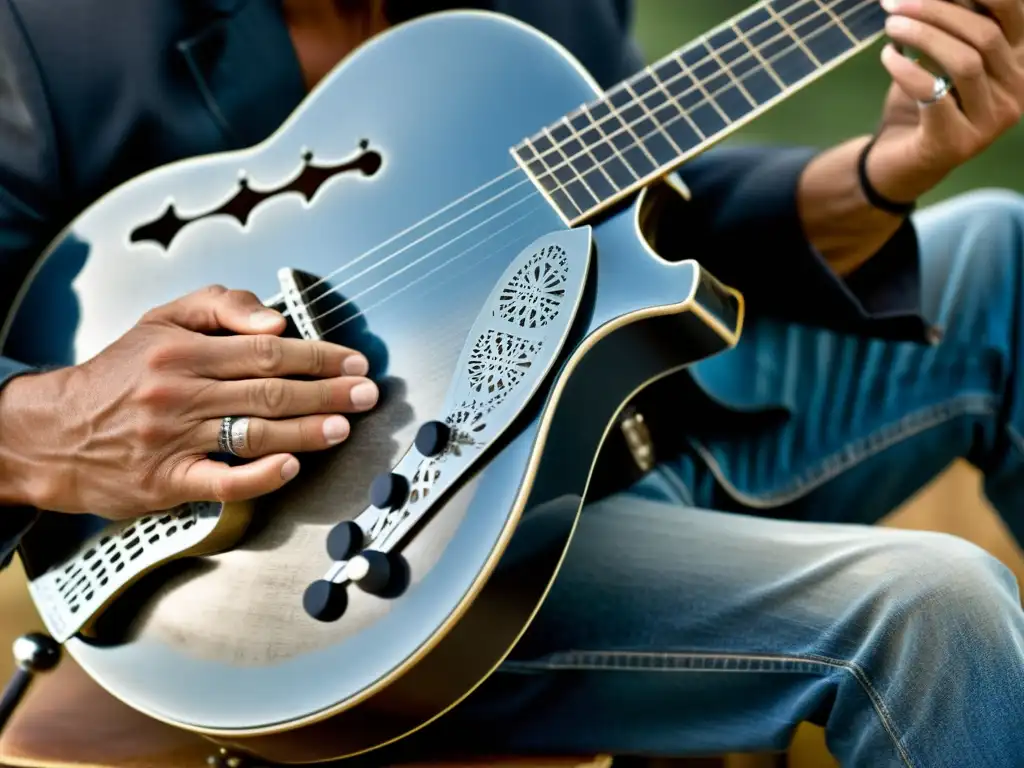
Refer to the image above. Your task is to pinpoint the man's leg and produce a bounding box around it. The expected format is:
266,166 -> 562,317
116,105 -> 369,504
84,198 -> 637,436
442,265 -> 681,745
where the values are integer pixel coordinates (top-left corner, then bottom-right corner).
680,188 -> 1024,534
366,190 -> 1024,766
387,486 -> 1024,767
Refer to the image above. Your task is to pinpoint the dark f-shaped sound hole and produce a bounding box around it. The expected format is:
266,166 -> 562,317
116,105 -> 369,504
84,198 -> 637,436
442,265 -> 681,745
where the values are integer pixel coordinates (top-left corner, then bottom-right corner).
129,140 -> 382,250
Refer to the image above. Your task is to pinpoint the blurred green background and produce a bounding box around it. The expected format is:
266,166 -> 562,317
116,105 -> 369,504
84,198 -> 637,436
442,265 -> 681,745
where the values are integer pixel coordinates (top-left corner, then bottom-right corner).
633,0 -> 1024,204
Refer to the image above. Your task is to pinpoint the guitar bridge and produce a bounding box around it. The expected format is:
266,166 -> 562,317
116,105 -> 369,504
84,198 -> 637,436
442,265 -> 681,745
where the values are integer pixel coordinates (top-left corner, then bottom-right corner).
264,268 -> 325,341
301,226 -> 595,622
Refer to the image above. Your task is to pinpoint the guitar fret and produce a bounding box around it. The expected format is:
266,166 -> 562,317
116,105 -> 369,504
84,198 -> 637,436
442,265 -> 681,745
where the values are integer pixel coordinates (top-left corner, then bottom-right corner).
703,37 -> 758,109
581,102 -> 646,183
679,41 -> 753,123
513,0 -> 890,224
541,127 -> 600,212
830,0 -> 888,41
603,89 -> 663,168
644,65 -> 706,153
564,112 -> 635,195
623,80 -> 686,157
812,0 -> 859,43
739,6 -> 816,88
765,2 -> 823,66
774,0 -> 856,66
731,20 -> 788,92
559,116 -> 621,201
647,67 -> 706,138
520,136 -> 584,220
653,57 -> 726,139
586,99 -> 660,181
673,51 -> 732,125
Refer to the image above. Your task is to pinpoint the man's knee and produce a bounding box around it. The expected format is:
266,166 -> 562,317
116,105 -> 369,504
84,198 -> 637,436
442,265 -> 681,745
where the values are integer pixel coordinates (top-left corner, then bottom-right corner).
919,188 -> 1024,267
856,530 -> 1019,640
914,188 -> 1024,338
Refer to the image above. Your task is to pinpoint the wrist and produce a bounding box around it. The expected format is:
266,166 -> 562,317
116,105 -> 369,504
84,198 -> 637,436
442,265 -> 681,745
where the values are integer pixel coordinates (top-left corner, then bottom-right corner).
863,131 -> 954,207
0,369 -> 69,508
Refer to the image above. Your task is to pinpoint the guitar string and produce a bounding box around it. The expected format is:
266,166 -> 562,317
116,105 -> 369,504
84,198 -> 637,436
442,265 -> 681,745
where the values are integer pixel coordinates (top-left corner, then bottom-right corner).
294,0 -> 872,314
281,0 -> 876,312
314,0 -> 878,335
302,0 -> 881,334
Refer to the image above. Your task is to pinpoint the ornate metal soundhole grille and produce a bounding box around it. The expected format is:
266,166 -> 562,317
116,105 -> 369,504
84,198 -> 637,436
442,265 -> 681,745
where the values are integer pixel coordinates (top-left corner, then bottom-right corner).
467,330 -> 540,399
497,245 -> 568,329
409,464 -> 442,504
53,505 -> 200,615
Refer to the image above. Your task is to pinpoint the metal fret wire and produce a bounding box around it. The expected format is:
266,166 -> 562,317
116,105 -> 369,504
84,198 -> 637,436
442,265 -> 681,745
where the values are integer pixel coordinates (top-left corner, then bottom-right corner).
523,0 -> 885,216
286,0 -> 876,314
301,0 -> 882,332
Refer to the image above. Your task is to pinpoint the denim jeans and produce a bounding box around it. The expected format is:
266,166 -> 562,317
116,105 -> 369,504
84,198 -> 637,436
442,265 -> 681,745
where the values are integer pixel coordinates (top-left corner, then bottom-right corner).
365,189 -> 1024,767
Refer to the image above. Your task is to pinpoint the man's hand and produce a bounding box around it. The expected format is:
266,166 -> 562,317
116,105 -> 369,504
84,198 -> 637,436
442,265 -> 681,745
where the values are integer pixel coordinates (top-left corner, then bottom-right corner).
869,0 -> 1024,202
0,284 -> 378,518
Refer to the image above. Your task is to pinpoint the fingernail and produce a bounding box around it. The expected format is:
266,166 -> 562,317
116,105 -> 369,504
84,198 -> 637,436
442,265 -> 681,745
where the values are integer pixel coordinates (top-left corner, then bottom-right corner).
881,0 -> 898,12
343,354 -> 369,376
323,415 -> 350,445
250,310 -> 282,330
350,381 -> 379,409
886,14 -> 912,32
281,457 -> 300,482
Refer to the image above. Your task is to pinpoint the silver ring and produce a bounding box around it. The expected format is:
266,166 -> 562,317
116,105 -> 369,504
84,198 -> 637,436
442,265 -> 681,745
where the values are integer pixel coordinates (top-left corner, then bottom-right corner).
917,75 -> 952,107
218,416 -> 250,457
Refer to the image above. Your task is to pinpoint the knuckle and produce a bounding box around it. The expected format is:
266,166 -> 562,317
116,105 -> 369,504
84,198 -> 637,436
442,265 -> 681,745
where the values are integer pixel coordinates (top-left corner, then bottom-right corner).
977,22 -> 1003,54
210,474 -> 233,503
257,378 -> 289,413
223,288 -> 261,310
143,340 -> 187,371
308,343 -> 326,375
135,418 -> 172,448
203,284 -> 229,298
319,380 -> 335,411
953,51 -> 984,79
136,379 -> 179,408
252,334 -> 283,373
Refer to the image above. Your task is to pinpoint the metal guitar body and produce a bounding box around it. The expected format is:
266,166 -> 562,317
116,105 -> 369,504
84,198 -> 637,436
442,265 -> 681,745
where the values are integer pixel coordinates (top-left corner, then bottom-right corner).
1,10 -> 741,763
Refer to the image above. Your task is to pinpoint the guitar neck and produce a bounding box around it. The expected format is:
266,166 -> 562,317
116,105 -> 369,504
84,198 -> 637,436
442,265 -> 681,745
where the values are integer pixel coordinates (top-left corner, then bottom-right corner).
513,0 -> 887,224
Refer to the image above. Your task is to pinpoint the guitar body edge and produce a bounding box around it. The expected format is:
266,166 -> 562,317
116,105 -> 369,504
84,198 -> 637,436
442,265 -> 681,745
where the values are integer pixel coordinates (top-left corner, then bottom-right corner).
216,257 -> 742,763
1,10 -> 743,764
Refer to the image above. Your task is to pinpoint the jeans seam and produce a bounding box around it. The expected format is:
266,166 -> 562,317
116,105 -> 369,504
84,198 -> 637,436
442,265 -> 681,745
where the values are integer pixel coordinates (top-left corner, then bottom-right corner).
501,649 -> 915,768
687,393 -> 997,509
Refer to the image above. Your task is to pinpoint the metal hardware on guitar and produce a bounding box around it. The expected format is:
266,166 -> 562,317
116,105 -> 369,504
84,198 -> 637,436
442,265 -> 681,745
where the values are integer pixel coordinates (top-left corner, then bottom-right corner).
1,2 -> 881,762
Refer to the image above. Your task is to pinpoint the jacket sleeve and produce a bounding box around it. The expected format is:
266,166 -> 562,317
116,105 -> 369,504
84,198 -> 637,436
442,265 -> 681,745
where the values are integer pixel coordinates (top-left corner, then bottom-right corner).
668,145 -> 932,342
602,0 -> 931,342
0,0 -> 66,564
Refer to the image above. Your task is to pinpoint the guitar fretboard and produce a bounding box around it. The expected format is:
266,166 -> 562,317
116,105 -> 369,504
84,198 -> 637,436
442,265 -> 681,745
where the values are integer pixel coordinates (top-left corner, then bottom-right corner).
512,0 -> 887,224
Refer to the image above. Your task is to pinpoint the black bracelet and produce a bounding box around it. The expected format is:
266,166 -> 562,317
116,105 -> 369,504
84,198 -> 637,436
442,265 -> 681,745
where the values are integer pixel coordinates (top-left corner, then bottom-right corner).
857,135 -> 917,217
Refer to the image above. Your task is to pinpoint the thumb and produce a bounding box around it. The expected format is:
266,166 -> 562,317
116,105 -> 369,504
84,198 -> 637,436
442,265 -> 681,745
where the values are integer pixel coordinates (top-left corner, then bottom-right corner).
147,285 -> 286,336
177,453 -> 301,504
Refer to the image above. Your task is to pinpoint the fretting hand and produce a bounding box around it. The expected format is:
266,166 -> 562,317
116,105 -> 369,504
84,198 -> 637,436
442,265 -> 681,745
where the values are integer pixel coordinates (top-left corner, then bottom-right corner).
0,285 -> 378,519
866,0 -> 1024,203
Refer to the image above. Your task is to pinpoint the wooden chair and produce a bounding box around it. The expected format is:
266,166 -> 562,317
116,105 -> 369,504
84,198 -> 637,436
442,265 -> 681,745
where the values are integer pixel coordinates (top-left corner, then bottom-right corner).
0,651 -> 611,768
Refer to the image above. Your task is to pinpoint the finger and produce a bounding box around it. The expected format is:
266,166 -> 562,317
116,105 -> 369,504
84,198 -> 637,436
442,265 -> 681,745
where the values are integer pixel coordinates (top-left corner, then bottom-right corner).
145,285 -> 286,336
198,413 -> 351,457
193,334 -> 369,380
881,43 -> 971,130
883,0 -> 1018,86
203,376 -> 380,418
176,453 -> 301,503
885,14 -> 995,121
971,0 -> 1024,47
